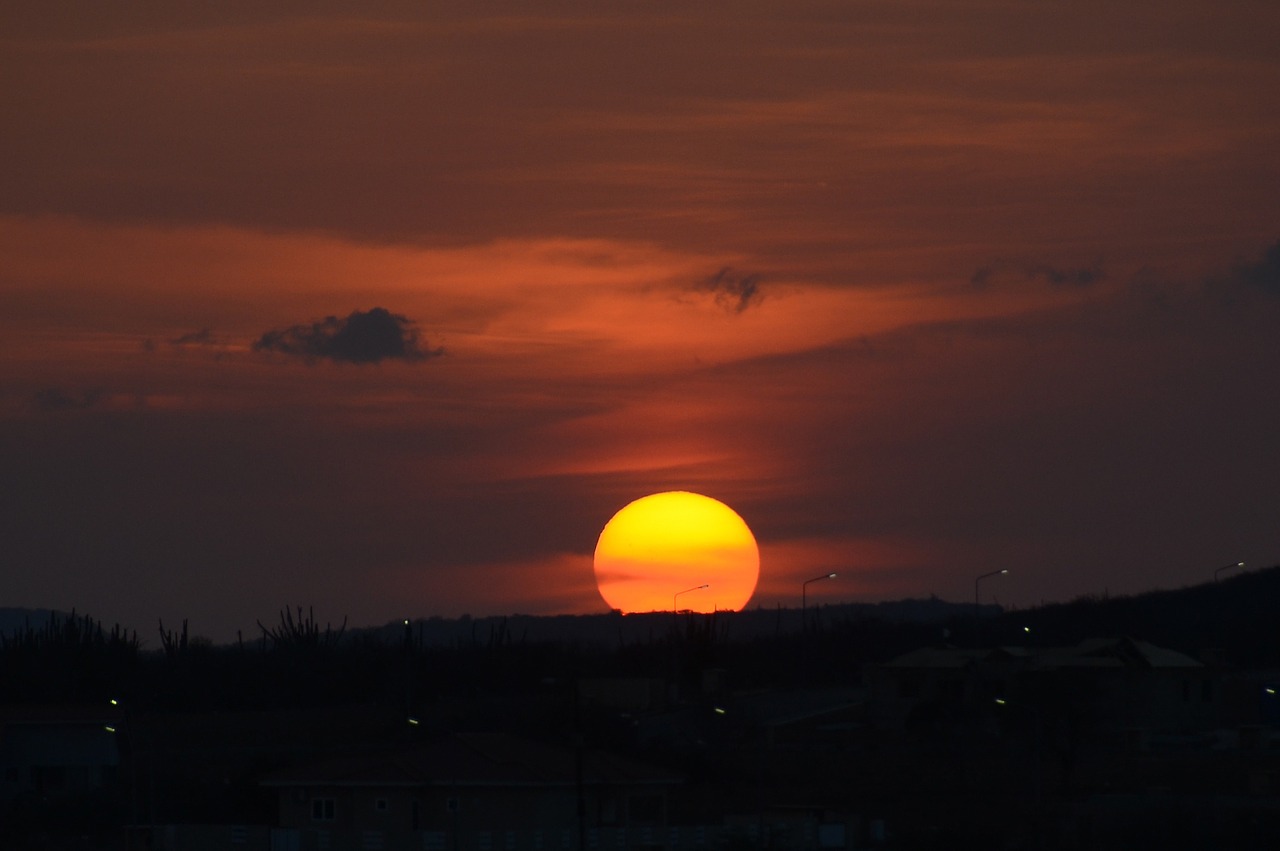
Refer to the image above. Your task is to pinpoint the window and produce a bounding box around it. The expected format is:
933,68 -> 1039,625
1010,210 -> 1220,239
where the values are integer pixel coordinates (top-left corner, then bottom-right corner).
312,798 -> 336,821
628,794 -> 664,823
598,795 -> 618,825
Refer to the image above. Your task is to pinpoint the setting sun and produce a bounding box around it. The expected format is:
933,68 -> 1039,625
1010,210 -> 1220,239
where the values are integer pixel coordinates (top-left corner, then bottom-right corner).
593,491 -> 760,613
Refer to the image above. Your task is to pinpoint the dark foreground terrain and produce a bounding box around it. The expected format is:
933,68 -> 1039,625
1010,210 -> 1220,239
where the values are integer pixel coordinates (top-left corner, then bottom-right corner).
3,567 -> 1279,850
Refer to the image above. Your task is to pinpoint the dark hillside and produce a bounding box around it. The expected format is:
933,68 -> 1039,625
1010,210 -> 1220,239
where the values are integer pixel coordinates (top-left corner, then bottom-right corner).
974,564 -> 1280,665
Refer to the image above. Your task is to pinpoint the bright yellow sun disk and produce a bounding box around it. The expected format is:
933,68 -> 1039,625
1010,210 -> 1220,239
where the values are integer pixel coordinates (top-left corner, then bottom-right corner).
593,491 -> 760,613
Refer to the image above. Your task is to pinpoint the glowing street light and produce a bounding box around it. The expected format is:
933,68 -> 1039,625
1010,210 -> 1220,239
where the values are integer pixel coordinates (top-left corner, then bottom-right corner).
802,572 -> 838,621
975,569 -> 1008,608
1214,561 -> 1244,582
673,584 -> 709,613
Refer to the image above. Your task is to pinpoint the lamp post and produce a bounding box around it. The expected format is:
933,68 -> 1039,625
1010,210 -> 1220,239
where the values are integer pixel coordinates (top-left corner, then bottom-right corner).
975,569 -> 1008,609
673,584 -> 709,613
1214,561 -> 1244,582
802,573 -> 837,628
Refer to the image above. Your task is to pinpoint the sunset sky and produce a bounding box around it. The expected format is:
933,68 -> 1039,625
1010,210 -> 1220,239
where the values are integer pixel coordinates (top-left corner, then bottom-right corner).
3,1 -> 1279,642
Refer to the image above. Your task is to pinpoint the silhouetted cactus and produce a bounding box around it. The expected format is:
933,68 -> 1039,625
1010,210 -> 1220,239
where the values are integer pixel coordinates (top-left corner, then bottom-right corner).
0,609 -> 139,702
158,618 -> 189,660
256,605 -> 347,649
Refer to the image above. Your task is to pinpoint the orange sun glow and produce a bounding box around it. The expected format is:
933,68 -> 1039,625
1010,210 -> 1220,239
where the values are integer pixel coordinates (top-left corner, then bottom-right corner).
593,491 -> 760,613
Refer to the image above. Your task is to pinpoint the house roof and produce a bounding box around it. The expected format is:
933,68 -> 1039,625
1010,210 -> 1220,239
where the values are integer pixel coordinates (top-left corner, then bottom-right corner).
260,732 -> 681,789
881,646 -> 994,669
0,704 -> 123,767
1033,637 -> 1202,670
0,703 -> 125,727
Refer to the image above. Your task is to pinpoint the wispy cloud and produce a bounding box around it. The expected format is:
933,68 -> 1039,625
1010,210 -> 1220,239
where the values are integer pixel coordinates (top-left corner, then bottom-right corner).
31,387 -> 103,412
1234,240 -> 1280,295
971,262 -> 1104,289
696,267 -> 764,313
170,328 -> 218,347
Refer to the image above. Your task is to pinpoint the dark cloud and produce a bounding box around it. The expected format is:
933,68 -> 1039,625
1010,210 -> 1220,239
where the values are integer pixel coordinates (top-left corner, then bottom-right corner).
968,266 -> 996,288
31,387 -> 102,412
171,328 -> 217,347
145,328 -> 225,355
1236,240 -> 1280,295
970,262 -> 1104,289
1034,265 -> 1104,288
253,307 -> 443,364
698,267 -> 763,313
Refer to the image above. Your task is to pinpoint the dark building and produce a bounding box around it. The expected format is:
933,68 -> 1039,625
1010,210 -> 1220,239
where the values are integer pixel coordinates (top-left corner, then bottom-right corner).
259,732 -> 681,851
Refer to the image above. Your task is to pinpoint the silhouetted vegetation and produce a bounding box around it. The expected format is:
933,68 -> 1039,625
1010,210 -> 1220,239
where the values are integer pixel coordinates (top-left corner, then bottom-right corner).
4,566 -> 1279,711
0,609 -> 139,702
3,567 -> 1279,848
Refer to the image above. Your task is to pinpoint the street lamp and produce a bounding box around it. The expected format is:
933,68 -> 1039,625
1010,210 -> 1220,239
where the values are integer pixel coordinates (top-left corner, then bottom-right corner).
673,584 -> 709,613
802,572 -> 838,633
802,573 -> 838,618
975,569 -> 1008,608
1214,561 -> 1244,582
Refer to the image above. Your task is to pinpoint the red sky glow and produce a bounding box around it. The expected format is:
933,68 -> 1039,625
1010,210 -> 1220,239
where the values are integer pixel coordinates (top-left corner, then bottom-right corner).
3,1 -> 1279,641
